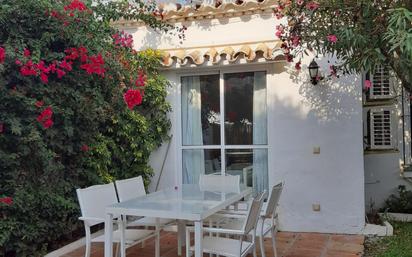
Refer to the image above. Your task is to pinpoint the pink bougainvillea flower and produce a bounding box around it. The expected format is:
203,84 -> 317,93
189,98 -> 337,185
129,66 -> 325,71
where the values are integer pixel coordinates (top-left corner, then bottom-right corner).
135,72 -> 147,87
306,1 -> 320,11
364,80 -> 372,90
40,73 -> 49,84
277,4 -> 285,12
56,69 -> 66,79
23,48 -> 31,57
15,59 -> 22,65
78,46 -> 88,54
20,60 -> 37,76
81,144 -> 89,152
59,59 -> 73,71
327,34 -> 338,43
42,119 -> 54,129
36,61 -> 50,74
35,100 -> 44,108
80,53 -> 105,76
48,63 -> 57,73
292,36 -> 301,47
112,31 -> 134,48
275,12 -> 284,19
0,197 -> 13,206
124,89 -> 143,110
37,106 -> 53,123
64,0 -> 88,12
286,54 -> 294,62
295,61 -> 302,70
64,47 -> 79,61
0,47 -> 5,63
50,10 -> 60,18
296,0 -> 304,5
37,106 -> 54,129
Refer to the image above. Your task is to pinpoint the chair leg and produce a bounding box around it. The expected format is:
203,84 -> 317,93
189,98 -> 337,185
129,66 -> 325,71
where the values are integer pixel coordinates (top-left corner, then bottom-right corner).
259,236 -> 266,257
209,220 -> 212,257
84,225 -> 91,257
270,228 -> 278,257
253,246 -> 258,257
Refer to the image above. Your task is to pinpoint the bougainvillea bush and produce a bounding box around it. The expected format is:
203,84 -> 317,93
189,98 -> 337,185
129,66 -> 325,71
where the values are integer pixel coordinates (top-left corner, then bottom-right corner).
274,0 -> 412,90
0,0 -> 172,255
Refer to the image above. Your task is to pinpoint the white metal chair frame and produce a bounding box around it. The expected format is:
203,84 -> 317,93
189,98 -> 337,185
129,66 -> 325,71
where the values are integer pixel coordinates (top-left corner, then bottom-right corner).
115,176 -> 175,228
76,182 -> 157,257
199,173 -> 242,230
199,173 -> 240,189
114,176 -> 180,256
185,191 -> 267,257
214,182 -> 284,257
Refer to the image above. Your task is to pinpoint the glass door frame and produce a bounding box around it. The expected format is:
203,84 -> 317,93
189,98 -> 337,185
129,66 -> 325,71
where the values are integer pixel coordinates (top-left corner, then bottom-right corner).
176,64 -> 271,186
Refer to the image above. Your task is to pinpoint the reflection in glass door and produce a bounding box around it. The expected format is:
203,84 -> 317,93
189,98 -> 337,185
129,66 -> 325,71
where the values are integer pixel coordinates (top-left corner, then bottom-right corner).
181,71 -> 268,193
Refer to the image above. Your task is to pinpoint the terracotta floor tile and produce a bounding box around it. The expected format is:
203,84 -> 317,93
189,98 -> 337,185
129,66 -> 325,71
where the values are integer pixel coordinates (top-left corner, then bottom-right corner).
330,235 -> 365,245
292,237 -> 328,251
284,248 -> 324,257
298,233 -> 329,241
327,241 -> 364,254
60,231 -> 364,257
325,250 -> 362,257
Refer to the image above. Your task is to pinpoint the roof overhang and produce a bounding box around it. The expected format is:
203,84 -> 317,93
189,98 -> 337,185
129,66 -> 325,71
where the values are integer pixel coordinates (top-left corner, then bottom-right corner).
160,40 -> 285,69
112,0 -> 279,27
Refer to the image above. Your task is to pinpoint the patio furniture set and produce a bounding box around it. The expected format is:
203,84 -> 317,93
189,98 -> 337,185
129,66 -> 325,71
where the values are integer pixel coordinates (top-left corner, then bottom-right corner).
76,174 -> 284,257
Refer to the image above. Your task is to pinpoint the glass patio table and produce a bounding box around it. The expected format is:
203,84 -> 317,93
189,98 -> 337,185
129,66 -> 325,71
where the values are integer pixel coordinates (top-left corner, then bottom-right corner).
104,184 -> 252,257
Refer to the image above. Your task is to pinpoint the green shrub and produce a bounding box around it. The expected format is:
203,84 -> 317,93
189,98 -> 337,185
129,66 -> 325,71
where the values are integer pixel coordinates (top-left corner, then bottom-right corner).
382,185 -> 412,214
0,0 -> 172,255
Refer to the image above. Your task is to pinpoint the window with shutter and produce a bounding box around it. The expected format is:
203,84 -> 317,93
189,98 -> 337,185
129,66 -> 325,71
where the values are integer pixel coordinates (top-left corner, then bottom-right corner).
367,66 -> 393,100
369,109 -> 393,149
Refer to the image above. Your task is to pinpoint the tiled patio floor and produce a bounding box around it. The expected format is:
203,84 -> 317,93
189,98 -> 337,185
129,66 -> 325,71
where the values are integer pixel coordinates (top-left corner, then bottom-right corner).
62,231 -> 364,257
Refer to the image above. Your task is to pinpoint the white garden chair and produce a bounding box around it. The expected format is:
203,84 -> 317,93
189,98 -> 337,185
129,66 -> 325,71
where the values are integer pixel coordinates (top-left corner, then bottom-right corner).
115,176 -> 180,254
199,173 -> 241,193
214,182 -> 284,257
115,176 -> 175,227
199,173 -> 242,226
76,182 -> 156,257
185,191 -> 266,257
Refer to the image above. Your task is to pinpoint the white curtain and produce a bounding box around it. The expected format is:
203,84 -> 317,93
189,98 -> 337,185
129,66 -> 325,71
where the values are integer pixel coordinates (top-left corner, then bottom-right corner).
252,72 -> 268,193
182,76 -> 205,184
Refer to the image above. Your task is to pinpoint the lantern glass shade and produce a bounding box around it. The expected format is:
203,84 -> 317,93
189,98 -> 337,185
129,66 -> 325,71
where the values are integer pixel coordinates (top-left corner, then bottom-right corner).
308,60 -> 319,81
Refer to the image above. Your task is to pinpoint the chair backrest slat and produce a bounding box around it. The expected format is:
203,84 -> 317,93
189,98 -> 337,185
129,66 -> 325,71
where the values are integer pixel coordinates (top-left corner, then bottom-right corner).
264,182 -> 284,218
76,182 -> 118,226
115,176 -> 146,202
243,191 -> 266,234
199,173 -> 240,192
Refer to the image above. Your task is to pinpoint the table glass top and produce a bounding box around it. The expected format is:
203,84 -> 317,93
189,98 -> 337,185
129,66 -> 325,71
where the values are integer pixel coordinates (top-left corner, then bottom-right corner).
108,184 -> 250,217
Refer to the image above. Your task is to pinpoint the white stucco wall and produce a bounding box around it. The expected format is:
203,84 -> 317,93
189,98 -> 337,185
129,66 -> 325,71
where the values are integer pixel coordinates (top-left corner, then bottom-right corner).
363,91 -> 412,209
364,153 -> 411,209
125,11 -> 366,234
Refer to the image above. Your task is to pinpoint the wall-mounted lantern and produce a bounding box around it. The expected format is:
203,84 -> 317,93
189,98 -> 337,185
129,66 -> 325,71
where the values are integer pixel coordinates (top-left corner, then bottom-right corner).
308,60 -> 320,85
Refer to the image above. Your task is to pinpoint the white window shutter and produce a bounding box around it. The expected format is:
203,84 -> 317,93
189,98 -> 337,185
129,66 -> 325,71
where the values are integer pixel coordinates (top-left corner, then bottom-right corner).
369,109 -> 393,149
368,66 -> 393,99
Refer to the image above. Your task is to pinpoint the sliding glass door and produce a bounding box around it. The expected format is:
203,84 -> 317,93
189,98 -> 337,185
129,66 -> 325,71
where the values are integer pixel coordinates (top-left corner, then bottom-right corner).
181,71 -> 268,193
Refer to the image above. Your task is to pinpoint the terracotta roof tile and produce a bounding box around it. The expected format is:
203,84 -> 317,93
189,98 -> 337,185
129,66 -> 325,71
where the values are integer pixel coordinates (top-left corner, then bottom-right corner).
160,40 -> 285,67
160,0 -> 278,21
